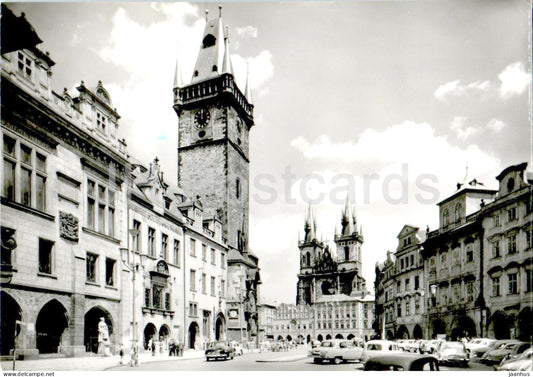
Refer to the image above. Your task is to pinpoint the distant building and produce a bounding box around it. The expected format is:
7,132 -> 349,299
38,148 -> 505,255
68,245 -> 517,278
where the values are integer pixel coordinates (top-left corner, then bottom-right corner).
257,300 -> 277,341
375,225 -> 426,340
272,303 -> 314,343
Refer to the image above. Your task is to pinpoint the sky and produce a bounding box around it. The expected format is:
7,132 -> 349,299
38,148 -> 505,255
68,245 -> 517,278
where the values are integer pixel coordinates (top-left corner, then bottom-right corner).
7,0 -> 531,305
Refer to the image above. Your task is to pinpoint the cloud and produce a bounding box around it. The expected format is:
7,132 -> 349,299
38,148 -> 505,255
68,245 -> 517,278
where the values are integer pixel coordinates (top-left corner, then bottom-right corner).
498,61 -> 530,99
236,25 -> 258,38
434,79 -> 490,102
231,50 -> 274,93
486,118 -> 507,133
449,116 -> 481,140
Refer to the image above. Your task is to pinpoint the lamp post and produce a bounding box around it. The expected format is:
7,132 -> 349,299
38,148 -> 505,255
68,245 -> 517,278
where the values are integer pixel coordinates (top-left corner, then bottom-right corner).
120,228 -> 145,367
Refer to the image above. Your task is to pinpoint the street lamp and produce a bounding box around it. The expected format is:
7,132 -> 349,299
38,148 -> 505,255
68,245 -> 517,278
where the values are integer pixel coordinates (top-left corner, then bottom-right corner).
120,228 -> 146,367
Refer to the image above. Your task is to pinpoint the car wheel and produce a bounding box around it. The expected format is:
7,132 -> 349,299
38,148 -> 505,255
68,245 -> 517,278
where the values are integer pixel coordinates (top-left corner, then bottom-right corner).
334,357 -> 342,365
313,358 -> 322,364
206,357 -> 211,362
230,354 -> 234,360
461,361 -> 469,368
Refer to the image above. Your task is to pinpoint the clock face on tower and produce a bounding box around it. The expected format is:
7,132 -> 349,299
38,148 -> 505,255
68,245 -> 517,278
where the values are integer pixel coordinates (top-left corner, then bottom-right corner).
194,108 -> 211,129
228,309 -> 239,319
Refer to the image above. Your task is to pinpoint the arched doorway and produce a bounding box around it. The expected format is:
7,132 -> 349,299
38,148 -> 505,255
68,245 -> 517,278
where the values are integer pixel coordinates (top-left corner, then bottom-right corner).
159,325 -> 170,343
84,306 -> 114,353
396,325 -> 409,339
307,335 -> 311,343
335,334 -> 344,339
347,334 -> 355,340
489,311 -> 510,340
277,335 -> 284,341
188,322 -> 199,349
451,316 -> 477,340
286,335 -> 292,341
517,308 -> 532,342
0,292 -> 22,356
297,334 -> 304,344
431,319 -> 446,339
325,334 -> 332,340
36,300 -> 69,354
144,323 -> 157,350
317,334 -> 323,342
413,324 -> 423,340
215,314 -> 225,340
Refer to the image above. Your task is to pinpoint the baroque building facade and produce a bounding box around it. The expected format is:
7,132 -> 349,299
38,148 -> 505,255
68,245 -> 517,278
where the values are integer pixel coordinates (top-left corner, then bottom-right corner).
373,163 -> 532,342
0,5 -> 260,358
375,225 -> 426,340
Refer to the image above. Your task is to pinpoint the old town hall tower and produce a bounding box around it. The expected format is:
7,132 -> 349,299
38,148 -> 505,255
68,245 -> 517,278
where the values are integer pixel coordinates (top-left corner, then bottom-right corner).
173,9 -> 254,251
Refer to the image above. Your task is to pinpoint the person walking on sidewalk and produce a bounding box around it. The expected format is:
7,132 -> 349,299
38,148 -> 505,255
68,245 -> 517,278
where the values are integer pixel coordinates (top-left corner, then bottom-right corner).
119,344 -> 125,364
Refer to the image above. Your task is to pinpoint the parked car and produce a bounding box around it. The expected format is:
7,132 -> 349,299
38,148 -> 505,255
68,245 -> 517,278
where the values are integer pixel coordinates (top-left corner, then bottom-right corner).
308,339 -> 364,364
361,340 -> 403,364
364,354 -> 440,371
420,339 -> 443,354
229,341 -> 244,356
476,339 -> 513,359
205,341 -> 235,361
495,348 -> 533,371
481,341 -> 530,365
435,341 -> 470,367
465,338 -> 496,358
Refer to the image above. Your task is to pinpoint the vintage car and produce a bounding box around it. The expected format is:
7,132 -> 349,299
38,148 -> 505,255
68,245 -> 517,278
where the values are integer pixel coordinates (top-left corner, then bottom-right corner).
364,354 -> 440,371
495,348 -> 533,371
205,341 -> 235,361
361,340 -> 403,364
481,341 -> 530,365
465,338 -> 496,358
308,339 -> 364,364
434,341 -> 470,367
475,339 -> 513,359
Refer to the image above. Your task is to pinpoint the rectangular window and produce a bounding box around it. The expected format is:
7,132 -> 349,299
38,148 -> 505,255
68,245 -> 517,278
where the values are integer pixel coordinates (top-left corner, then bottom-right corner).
96,111 -> 107,132
466,282 -> 474,302
405,278 -> 410,291
173,240 -> 180,267
98,204 -> 106,233
105,258 -> 116,286
133,220 -> 141,251
201,273 -> 206,294
38,238 -> 54,275
493,241 -> 501,258
86,252 -> 98,283
221,279 -> 225,297
396,281 -> 401,293
508,273 -> 518,294
526,270 -> 533,293
508,235 -> 517,255
20,167 -> 31,206
190,238 -> 196,257
493,215 -> 500,227
508,207 -> 517,222
152,285 -> 163,309
405,300 -> 410,316
202,244 -> 207,261
466,245 -> 474,262
165,293 -> 170,310
221,252 -> 226,268
17,52 -> 32,79
36,174 -> 46,211
211,248 -> 216,265
3,158 -> 15,200
189,302 -> 198,317
492,276 -> 501,296
211,276 -> 216,296
190,269 -> 196,291
87,180 -> 96,229
87,179 -> 114,235
526,230 -> 532,250
414,276 -> 420,290
148,227 -> 155,257
161,234 -> 168,260
145,288 -> 151,307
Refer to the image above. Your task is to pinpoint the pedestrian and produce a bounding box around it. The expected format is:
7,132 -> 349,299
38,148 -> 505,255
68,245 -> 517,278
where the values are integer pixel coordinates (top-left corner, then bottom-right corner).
119,343 -> 125,364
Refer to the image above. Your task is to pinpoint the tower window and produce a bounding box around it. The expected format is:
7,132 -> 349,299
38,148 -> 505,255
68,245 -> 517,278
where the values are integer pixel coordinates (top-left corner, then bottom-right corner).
236,178 -> 241,199
194,70 -> 199,77
344,246 -> 349,261
212,65 -> 218,72
202,34 -> 216,48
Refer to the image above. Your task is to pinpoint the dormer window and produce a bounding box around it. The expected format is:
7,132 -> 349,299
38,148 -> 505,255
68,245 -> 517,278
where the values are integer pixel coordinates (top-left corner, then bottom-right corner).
17,52 -> 32,80
212,65 -> 218,72
194,70 -> 199,77
507,177 -> 515,193
202,34 -> 216,48
96,111 -> 107,133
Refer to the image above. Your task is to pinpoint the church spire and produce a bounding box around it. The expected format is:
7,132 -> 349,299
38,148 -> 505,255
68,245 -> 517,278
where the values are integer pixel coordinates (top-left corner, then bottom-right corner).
222,25 -> 233,74
304,204 -> 315,242
341,194 -> 354,236
191,6 -> 225,83
245,62 -> 253,104
173,52 -> 183,89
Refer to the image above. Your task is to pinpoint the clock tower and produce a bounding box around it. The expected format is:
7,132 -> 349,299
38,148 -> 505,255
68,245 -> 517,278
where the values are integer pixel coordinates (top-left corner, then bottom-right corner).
173,10 -> 254,251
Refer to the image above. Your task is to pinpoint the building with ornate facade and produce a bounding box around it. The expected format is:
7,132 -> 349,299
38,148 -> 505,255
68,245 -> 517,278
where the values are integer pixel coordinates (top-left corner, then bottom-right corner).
375,226 -> 426,340
0,4 -> 260,358
283,198 -> 375,342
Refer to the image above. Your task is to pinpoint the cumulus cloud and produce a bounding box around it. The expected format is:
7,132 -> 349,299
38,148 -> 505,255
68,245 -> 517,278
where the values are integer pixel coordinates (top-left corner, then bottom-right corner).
236,25 -> 258,38
231,50 -> 274,94
486,118 -> 507,133
449,116 -> 481,140
498,61 -> 530,99
434,79 -> 490,102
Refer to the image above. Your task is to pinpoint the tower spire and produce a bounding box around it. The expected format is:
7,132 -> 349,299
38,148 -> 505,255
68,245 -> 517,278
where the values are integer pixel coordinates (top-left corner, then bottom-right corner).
341,194 -> 354,236
191,8 -> 225,83
245,61 -> 253,104
173,52 -> 183,89
222,25 -> 233,74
